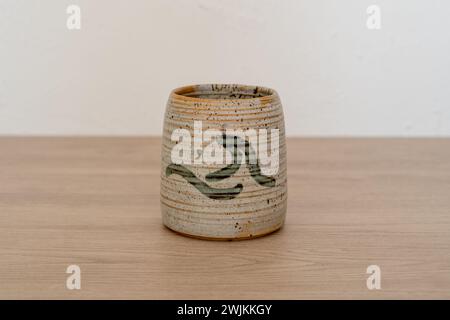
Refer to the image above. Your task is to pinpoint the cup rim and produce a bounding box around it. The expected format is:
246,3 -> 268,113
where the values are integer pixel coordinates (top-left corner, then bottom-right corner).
171,84 -> 277,102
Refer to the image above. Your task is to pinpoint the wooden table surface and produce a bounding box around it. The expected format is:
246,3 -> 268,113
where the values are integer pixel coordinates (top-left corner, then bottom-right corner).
0,137 -> 449,299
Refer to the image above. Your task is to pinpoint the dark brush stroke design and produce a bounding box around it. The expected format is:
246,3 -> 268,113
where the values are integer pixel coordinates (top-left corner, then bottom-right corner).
166,163 -> 243,200
205,134 -> 241,182
205,134 -> 276,188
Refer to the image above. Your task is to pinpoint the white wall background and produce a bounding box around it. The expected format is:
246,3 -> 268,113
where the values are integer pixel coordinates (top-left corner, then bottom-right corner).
1,0 -> 449,136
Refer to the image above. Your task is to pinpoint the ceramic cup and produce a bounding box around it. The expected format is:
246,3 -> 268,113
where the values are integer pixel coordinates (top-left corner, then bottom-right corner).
161,84 -> 287,240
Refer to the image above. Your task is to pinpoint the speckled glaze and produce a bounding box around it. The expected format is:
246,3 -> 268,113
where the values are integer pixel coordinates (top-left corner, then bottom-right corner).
161,84 -> 287,240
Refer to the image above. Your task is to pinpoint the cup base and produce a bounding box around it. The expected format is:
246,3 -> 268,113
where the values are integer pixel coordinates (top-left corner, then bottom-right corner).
163,223 -> 284,241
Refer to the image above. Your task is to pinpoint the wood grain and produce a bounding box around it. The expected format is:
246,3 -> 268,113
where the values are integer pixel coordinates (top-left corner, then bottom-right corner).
0,137 -> 449,299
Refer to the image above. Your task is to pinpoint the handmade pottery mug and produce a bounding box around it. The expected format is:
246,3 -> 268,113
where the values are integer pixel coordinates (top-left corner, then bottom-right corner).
161,84 -> 287,240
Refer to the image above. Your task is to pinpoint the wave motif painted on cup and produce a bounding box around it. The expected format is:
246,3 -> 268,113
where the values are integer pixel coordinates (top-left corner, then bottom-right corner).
166,134 -> 276,200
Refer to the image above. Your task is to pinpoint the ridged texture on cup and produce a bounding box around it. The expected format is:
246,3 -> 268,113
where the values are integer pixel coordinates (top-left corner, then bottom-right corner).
161,84 -> 287,239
